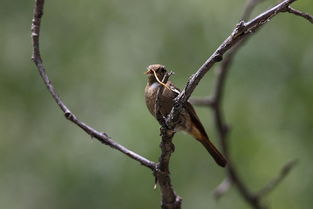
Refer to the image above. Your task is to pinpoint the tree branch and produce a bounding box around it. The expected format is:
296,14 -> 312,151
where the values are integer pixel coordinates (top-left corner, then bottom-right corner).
31,0 -> 155,171
190,0 -> 310,208
153,72 -> 182,209
256,159 -> 298,198
285,6 -> 313,23
156,126 -> 182,209
208,0 -> 267,202
171,0 -> 297,118
32,1 -> 181,207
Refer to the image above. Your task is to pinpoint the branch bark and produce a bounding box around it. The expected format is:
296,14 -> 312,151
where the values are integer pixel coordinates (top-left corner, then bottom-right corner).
154,72 -> 182,209
171,0 -> 298,116
208,1 -> 267,204
285,6 -> 313,23
167,2 -> 303,207
31,0 -> 155,170
31,1 -> 180,208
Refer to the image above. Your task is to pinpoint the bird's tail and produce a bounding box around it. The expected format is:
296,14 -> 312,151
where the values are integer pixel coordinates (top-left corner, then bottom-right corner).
198,137 -> 227,167
185,102 -> 227,167
190,126 -> 227,167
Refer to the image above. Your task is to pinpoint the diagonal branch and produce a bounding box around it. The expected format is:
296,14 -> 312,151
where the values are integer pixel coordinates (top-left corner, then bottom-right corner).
171,0 -> 297,116
31,0 -> 155,170
191,0 -> 310,208
256,159 -> 298,198
169,3 -> 303,205
285,6 -> 313,23
164,2 -> 304,149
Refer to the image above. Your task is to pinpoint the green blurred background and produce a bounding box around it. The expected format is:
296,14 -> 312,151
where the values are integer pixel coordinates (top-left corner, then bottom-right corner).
1,0 -> 312,208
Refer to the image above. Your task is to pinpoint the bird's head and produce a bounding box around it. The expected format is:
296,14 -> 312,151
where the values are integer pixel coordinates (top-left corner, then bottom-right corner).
145,64 -> 167,84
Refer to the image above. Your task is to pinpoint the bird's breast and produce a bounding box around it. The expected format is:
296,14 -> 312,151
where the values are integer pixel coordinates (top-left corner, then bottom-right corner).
144,83 -> 160,116
144,82 -> 176,118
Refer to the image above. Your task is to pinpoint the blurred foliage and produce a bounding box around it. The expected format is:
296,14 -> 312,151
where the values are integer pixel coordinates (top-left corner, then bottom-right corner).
0,0 -> 312,209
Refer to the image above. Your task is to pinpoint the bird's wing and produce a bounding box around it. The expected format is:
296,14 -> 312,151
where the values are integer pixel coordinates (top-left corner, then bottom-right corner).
184,102 -> 209,139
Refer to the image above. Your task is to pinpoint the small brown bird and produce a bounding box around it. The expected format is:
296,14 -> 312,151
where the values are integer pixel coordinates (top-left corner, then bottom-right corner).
144,64 -> 227,167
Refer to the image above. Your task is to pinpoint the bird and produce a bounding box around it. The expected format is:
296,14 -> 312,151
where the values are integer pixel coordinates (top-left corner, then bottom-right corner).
144,64 -> 227,167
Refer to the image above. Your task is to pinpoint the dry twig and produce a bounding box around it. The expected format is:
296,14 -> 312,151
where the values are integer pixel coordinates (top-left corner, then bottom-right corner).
286,6 -> 313,23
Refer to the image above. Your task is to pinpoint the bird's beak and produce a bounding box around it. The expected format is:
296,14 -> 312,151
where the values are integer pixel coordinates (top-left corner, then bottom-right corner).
144,69 -> 153,75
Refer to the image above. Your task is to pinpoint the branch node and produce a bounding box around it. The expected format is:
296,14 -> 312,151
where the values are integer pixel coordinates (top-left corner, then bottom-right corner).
64,111 -> 73,119
213,54 -> 223,62
280,6 -> 289,13
236,20 -> 246,31
232,20 -> 246,38
210,97 -> 218,108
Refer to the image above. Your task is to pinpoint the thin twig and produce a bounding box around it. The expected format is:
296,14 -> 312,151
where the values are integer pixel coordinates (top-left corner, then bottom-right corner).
31,0 -> 155,170
256,159 -> 298,198
286,6 -> 313,23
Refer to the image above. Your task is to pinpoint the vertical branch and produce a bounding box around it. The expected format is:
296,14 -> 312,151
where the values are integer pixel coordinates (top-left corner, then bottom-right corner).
156,127 -> 182,209
207,1 -> 270,208
154,72 -> 182,209
31,0 -> 44,63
